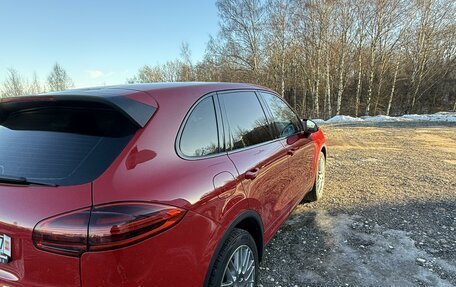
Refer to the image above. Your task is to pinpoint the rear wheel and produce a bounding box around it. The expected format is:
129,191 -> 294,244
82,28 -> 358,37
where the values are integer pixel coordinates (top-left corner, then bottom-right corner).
208,228 -> 258,287
303,151 -> 326,202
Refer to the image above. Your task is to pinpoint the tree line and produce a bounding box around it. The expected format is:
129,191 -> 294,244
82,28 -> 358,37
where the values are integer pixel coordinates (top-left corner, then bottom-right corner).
130,0 -> 455,118
1,63 -> 73,97
2,0 -> 455,119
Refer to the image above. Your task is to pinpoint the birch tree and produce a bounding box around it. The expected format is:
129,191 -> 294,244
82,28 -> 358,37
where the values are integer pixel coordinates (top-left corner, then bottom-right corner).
216,0 -> 266,81
127,0 -> 455,117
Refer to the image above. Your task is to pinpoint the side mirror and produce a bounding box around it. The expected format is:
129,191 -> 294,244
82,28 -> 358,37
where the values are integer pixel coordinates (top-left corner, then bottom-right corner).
302,119 -> 319,134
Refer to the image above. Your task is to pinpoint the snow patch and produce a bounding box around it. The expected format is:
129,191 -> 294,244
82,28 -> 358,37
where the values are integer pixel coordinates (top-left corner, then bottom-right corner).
312,119 -> 326,124
401,112 -> 456,122
291,211 -> 455,286
321,112 -> 456,123
362,115 -> 410,122
326,115 -> 364,123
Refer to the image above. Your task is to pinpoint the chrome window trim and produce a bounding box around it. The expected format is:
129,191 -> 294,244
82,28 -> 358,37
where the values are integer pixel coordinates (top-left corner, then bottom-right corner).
175,88 -> 293,160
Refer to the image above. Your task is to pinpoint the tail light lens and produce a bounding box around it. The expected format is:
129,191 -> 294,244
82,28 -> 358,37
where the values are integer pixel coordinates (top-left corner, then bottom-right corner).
32,209 -> 91,256
33,202 -> 186,257
88,203 -> 185,251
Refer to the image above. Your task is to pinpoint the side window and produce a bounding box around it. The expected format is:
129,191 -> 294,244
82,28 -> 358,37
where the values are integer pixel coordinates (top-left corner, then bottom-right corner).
261,92 -> 302,138
220,91 -> 274,150
180,97 -> 219,157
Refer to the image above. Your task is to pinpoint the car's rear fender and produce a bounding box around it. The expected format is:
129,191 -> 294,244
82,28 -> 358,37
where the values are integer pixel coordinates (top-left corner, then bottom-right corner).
203,210 -> 264,287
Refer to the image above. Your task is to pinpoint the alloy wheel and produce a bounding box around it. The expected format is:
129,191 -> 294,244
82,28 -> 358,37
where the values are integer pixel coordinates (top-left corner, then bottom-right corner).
221,245 -> 256,287
316,154 -> 326,198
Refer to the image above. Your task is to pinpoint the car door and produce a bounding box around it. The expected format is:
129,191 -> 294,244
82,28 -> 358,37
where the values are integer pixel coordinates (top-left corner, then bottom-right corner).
217,90 -> 291,236
259,91 -> 316,203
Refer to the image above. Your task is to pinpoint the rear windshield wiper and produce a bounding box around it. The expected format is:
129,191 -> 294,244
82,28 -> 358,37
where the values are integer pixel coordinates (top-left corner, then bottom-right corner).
0,175 -> 58,187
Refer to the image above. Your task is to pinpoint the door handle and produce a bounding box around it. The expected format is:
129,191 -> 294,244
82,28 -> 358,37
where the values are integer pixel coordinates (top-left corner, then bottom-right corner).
287,148 -> 297,156
245,168 -> 260,180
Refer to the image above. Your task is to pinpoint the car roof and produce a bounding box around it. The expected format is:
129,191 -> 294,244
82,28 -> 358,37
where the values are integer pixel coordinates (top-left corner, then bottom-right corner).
42,82 -> 267,98
1,82 -> 272,129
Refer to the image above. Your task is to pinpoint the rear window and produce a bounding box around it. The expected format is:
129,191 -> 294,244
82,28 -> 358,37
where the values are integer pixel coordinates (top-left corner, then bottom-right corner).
0,102 -> 138,186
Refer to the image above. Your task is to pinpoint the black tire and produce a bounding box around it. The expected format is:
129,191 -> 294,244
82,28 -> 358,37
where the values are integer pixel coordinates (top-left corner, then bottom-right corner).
302,151 -> 326,203
207,228 -> 259,287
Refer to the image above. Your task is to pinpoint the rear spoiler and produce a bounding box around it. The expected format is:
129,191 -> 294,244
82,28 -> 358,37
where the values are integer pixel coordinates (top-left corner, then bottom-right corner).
0,94 -> 156,128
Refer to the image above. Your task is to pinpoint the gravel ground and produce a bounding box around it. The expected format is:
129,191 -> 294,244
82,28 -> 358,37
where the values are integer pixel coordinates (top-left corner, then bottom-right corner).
258,121 -> 456,287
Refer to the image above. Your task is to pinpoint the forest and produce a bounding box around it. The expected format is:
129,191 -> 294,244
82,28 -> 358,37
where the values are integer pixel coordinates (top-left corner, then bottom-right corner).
2,0 -> 455,119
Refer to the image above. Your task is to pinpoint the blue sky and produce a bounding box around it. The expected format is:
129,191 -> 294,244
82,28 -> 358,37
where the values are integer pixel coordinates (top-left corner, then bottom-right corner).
0,0 -> 219,87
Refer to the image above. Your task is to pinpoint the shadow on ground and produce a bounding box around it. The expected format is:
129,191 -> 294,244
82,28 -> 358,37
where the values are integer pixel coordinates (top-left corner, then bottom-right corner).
258,121 -> 456,287
259,200 -> 456,287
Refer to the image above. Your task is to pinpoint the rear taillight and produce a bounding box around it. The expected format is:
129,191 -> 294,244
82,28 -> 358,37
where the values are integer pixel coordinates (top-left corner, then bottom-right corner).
33,202 -> 186,257
88,203 -> 185,251
32,209 -> 91,256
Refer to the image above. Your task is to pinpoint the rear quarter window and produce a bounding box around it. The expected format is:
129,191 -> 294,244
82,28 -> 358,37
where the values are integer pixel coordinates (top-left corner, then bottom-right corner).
179,96 -> 220,157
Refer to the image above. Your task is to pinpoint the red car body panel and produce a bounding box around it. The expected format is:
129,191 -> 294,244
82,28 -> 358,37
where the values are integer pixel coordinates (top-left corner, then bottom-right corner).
80,210 -> 218,287
226,141 -> 289,240
0,183 -> 91,286
0,83 -> 326,287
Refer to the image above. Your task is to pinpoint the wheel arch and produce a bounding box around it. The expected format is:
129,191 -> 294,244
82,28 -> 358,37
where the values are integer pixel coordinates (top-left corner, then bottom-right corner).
321,144 -> 327,159
313,144 -> 327,177
203,210 -> 264,287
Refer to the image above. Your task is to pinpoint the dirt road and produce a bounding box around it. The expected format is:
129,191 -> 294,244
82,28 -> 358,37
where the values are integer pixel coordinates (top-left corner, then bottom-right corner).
258,121 -> 456,287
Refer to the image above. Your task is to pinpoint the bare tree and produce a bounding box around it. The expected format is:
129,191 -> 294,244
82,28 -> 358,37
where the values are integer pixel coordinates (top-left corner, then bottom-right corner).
179,42 -> 193,81
215,0 -> 266,81
127,0 -> 456,117
321,0 -> 332,118
404,0 -> 454,112
47,63 -> 73,91
265,0 -> 294,97
386,57 -> 400,115
28,72 -> 44,95
364,0 -> 385,116
130,65 -> 164,83
335,0 -> 356,115
353,0 -> 369,116
2,68 -> 26,98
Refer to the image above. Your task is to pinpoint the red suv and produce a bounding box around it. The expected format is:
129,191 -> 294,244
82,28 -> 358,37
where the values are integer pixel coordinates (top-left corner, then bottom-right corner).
0,83 -> 326,287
